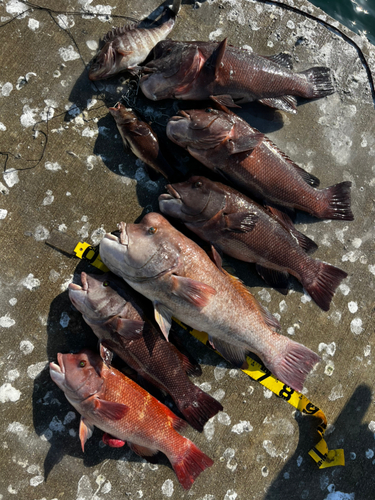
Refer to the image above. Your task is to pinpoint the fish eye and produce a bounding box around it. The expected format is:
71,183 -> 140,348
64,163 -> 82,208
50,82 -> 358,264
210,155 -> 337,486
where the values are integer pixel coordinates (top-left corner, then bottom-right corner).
103,281 -> 109,287
79,360 -> 86,368
194,181 -> 202,188
205,108 -> 213,113
148,227 -> 157,235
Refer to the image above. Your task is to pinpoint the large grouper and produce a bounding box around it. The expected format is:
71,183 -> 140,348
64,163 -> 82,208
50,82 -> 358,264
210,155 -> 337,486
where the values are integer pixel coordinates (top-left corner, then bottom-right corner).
99,212 -> 321,392
140,38 -> 335,112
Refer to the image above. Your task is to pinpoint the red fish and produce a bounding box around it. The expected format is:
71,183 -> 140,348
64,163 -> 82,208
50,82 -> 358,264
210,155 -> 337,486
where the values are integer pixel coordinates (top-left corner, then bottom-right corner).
166,106 -> 354,221
141,38 -> 334,112
159,176 -> 348,311
50,349 -> 213,490
99,212 -> 321,392
68,271 -> 223,431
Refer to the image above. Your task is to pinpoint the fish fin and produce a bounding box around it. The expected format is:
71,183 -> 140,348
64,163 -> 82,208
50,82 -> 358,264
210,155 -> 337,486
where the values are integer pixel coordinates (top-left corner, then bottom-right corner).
210,243 -> 224,271
99,343 -> 114,366
291,164 -> 320,187
115,48 -> 134,57
255,264 -> 289,295
128,442 -> 159,461
171,0 -> 182,15
177,350 -> 202,377
224,211 -> 259,232
178,387 -> 223,432
265,338 -> 320,392
154,301 -> 173,340
266,206 -> 318,254
301,261 -> 348,311
225,131 -> 264,154
258,96 -> 297,113
210,94 -> 241,108
102,432 -> 126,448
79,417 -> 94,452
94,398 -> 129,420
264,52 -> 293,69
172,440 -> 214,490
171,275 -> 216,309
319,181 -> 354,221
300,66 -> 334,98
222,269 -> 281,331
214,37 -> 228,80
115,318 -> 145,339
210,337 -> 247,367
103,22 -> 140,42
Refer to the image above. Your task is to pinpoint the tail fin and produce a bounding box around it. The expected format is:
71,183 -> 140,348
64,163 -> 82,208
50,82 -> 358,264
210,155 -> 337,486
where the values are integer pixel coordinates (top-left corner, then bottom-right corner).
172,439 -> 214,490
319,181 -> 354,221
267,339 -> 320,393
178,387 -> 223,432
301,66 -> 335,98
302,261 -> 348,311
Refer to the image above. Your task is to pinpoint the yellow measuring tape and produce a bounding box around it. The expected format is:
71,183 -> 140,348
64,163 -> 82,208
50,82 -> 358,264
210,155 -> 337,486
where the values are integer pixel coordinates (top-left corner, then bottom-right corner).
71,244 -> 344,468
175,319 -> 345,469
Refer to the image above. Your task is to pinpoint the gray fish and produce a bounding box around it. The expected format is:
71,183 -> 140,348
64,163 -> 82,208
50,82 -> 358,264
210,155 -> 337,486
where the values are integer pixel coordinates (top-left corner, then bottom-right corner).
89,0 -> 181,80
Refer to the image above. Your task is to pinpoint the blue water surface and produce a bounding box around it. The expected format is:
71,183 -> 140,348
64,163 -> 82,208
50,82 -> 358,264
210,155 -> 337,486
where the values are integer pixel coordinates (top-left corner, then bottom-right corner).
308,0 -> 375,45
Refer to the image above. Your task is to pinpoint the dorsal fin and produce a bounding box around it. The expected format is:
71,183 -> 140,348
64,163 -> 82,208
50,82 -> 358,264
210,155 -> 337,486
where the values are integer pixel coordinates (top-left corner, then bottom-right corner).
103,22 -> 140,43
264,52 -> 293,70
222,268 -> 281,332
263,137 -> 320,187
214,38 -> 228,80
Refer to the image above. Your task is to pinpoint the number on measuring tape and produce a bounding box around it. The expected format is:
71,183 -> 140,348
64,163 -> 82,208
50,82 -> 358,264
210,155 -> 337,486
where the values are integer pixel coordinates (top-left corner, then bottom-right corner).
278,385 -> 294,401
303,402 -> 319,415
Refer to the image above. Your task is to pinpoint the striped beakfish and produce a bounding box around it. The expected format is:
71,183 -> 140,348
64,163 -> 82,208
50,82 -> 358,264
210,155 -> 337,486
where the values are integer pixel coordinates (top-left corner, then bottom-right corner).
50,349 -> 213,489
99,212 -> 321,392
89,0 -> 181,80
68,271 -> 223,431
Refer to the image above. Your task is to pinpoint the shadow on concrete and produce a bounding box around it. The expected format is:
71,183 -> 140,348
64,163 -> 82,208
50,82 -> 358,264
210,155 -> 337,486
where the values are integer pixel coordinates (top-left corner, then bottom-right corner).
264,384 -> 373,500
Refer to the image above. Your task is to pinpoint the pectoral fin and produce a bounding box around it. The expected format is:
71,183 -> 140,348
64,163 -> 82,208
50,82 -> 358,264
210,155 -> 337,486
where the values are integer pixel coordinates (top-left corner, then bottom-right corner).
154,301 -> 173,340
94,398 -> 129,420
225,132 -> 264,154
79,417 -> 94,452
171,275 -> 216,308
210,94 -> 241,108
224,212 -> 259,232
115,318 -> 145,339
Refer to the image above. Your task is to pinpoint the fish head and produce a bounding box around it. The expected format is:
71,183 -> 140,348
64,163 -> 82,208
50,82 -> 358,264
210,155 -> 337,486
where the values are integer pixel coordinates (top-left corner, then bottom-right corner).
50,350 -> 104,403
166,108 -> 234,149
69,272 -> 127,322
88,42 -> 124,81
108,103 -> 137,126
99,213 -> 181,282
159,176 -> 226,223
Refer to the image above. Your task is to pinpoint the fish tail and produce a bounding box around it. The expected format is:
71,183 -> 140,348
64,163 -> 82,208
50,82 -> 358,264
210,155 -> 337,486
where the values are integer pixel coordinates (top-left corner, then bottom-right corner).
171,439 -> 214,490
178,387 -> 223,432
300,66 -> 335,98
267,339 -> 320,393
318,181 -> 354,221
302,260 -> 348,311
171,0 -> 182,15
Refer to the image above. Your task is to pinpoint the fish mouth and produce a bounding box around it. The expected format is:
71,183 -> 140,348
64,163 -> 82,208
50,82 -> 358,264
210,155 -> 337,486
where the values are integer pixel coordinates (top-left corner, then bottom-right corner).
49,353 -> 66,387
118,222 -> 129,246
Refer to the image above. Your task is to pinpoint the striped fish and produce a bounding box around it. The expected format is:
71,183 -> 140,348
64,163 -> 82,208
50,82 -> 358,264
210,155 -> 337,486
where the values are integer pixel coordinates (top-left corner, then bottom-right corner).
89,0 -> 181,80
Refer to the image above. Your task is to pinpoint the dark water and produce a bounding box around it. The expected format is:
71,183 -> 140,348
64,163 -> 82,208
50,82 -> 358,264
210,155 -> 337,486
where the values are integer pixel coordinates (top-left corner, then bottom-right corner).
309,0 -> 375,45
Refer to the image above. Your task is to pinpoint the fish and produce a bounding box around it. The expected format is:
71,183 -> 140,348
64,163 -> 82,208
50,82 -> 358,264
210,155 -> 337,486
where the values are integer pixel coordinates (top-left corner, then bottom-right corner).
140,38 -> 334,112
68,271 -> 223,431
88,0 -> 181,80
159,176 -> 348,311
108,103 -> 176,180
50,349 -> 213,489
166,106 -> 354,221
99,212 -> 321,392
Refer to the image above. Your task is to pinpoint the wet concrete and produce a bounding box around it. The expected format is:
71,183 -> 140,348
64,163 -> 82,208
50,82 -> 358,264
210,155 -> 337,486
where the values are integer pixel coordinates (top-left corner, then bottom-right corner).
0,0 -> 374,499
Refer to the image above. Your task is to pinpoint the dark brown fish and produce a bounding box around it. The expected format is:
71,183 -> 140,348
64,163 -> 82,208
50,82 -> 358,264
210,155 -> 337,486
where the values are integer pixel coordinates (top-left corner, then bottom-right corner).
109,103 -> 175,180
50,349 -> 213,490
166,106 -> 354,221
159,176 -> 348,311
141,38 -> 334,112
89,0 -> 181,80
68,271 -> 223,431
99,212 -> 321,392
